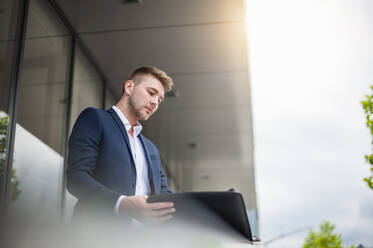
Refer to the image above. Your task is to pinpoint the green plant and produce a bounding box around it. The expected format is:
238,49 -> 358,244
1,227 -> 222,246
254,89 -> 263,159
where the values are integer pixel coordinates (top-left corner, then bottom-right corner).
303,221 -> 355,248
0,115 -> 21,201
0,116 -> 9,176
361,86 -> 373,189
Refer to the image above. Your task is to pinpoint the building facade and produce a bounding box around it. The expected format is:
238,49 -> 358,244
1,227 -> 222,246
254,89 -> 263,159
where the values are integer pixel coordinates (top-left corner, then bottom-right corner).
0,0 -> 258,236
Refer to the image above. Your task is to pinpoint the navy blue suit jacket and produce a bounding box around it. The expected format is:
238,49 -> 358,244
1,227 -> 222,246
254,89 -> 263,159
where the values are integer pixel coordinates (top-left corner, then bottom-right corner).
66,107 -> 171,215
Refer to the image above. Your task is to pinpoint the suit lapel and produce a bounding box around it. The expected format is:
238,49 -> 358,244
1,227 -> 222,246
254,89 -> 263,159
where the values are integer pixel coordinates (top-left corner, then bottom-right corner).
107,108 -> 135,165
138,134 -> 157,194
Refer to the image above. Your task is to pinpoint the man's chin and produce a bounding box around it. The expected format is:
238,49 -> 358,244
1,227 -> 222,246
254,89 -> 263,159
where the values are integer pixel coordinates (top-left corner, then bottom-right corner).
139,114 -> 151,121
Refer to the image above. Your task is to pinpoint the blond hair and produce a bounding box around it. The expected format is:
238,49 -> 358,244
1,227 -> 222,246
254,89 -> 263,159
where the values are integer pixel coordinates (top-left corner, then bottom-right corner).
129,66 -> 173,92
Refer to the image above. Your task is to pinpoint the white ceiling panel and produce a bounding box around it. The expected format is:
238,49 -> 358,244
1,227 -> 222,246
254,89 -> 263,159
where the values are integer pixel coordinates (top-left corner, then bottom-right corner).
55,0 -> 245,33
186,169 -> 253,190
80,22 -> 248,80
184,157 -> 253,173
156,71 -> 252,110
149,132 -> 253,167
182,169 -> 257,209
143,106 -> 252,135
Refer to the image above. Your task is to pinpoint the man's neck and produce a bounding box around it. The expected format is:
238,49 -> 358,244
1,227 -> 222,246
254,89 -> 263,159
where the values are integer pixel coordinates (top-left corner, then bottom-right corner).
115,100 -> 137,126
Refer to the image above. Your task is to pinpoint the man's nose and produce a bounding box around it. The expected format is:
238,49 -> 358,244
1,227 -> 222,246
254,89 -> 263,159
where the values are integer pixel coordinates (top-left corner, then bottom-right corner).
150,98 -> 158,107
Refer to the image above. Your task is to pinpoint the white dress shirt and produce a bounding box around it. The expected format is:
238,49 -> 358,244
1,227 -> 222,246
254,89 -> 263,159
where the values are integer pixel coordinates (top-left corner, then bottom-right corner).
112,106 -> 151,212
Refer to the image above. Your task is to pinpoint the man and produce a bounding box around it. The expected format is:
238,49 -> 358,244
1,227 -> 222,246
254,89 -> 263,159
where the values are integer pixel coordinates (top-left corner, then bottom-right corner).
66,66 -> 175,222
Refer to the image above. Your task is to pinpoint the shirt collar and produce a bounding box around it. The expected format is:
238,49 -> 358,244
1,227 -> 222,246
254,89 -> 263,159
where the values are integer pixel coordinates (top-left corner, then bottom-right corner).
112,106 -> 143,137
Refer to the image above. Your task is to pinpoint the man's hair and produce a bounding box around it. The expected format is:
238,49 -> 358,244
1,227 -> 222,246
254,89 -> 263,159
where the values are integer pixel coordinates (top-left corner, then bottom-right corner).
128,66 -> 174,93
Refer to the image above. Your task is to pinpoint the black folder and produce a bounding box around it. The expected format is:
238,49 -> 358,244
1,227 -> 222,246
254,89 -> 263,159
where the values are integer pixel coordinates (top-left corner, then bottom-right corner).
147,191 -> 254,242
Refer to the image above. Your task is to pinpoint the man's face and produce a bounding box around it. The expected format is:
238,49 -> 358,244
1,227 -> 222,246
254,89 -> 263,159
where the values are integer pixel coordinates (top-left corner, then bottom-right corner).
127,75 -> 165,122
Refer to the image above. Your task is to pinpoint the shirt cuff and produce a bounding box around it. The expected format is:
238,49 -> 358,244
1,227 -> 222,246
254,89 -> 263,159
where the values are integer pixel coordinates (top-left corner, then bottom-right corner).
115,195 -> 126,214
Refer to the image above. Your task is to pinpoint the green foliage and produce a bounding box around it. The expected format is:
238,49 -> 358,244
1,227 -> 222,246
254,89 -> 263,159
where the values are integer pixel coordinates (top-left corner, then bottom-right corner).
361,85 -> 373,190
10,169 -> 21,201
0,115 -> 21,201
0,116 -> 9,175
303,221 -> 355,248
0,116 -> 9,153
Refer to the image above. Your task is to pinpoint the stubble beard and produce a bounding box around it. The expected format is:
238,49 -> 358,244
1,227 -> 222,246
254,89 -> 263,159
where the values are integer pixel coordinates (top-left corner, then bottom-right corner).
128,96 -> 149,122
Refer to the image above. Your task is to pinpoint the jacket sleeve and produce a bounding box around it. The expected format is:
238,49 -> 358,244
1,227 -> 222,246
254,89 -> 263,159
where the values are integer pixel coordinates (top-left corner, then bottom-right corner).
160,165 -> 172,194
66,108 -> 121,208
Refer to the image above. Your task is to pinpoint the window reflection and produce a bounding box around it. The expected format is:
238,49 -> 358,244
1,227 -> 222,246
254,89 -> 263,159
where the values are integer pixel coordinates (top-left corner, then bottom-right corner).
70,46 -> 103,130
0,0 -> 21,204
11,122 -> 63,218
10,0 -> 70,221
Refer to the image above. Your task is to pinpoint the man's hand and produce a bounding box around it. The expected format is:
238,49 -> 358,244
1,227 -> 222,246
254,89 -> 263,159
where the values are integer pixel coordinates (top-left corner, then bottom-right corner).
119,195 -> 175,223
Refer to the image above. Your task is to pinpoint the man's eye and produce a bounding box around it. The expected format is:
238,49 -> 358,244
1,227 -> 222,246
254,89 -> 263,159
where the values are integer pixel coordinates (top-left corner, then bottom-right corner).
148,91 -> 154,96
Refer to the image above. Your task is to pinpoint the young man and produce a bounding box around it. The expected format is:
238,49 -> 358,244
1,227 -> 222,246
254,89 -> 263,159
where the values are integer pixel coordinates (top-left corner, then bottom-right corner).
66,66 -> 175,222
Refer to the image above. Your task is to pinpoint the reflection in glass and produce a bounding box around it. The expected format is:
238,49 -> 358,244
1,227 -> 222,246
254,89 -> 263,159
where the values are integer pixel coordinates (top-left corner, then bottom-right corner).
70,46 -> 103,129
10,0 -> 70,222
0,0 -> 21,204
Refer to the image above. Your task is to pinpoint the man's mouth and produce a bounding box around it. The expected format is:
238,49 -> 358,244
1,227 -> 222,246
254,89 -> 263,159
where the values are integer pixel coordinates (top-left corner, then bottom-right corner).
145,107 -> 152,114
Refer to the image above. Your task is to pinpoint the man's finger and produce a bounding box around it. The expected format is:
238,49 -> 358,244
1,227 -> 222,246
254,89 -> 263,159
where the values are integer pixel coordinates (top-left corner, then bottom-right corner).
149,207 -> 176,217
146,202 -> 174,210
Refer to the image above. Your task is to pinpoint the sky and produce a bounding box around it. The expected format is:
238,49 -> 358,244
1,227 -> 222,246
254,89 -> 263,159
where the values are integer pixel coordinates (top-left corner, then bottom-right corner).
245,0 -> 373,247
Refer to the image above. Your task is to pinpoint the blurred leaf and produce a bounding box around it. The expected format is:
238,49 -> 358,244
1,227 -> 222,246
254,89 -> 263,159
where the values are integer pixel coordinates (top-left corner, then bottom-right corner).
361,86 -> 373,191
0,115 -> 21,201
303,221 -> 355,248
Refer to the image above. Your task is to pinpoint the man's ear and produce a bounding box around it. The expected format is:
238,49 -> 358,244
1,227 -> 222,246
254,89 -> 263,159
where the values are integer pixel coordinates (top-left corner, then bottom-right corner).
124,80 -> 135,96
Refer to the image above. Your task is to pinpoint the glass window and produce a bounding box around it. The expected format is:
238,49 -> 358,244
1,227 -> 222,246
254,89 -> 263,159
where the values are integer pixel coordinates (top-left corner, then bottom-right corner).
0,0 -> 21,205
70,46 -> 103,130
9,0 -> 71,222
